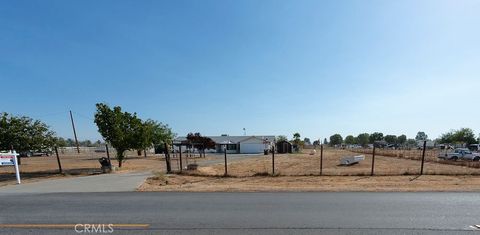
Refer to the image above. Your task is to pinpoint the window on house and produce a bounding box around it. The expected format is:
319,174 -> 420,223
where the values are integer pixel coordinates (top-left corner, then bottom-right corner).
227,144 -> 237,150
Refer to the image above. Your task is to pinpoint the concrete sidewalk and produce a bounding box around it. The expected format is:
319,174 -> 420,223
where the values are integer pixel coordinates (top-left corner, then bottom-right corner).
0,171 -> 152,194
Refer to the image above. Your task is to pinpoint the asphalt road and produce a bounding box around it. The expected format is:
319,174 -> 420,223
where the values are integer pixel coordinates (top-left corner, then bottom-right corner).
0,192 -> 480,234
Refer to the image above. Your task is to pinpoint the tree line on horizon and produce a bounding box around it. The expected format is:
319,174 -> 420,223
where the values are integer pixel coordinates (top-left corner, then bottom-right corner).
327,129 -> 479,147
276,129 -> 480,149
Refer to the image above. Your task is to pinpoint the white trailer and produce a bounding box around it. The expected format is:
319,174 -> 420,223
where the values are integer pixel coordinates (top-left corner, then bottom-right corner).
340,155 -> 365,166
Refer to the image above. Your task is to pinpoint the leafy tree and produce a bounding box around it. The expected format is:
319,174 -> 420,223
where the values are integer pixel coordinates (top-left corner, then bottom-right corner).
356,133 -> 370,147
276,135 -> 288,142
312,140 -> 320,146
0,112 -> 57,152
415,132 -> 428,141
329,134 -> 343,146
406,138 -> 417,147
369,132 -> 384,143
397,134 -> 407,146
186,132 -> 216,152
292,133 -> 302,149
94,103 -> 146,167
323,138 -> 328,145
146,119 -> 174,147
438,128 -> 476,145
56,137 -> 68,148
303,138 -> 311,145
66,138 -> 75,146
384,135 -> 398,145
344,135 -> 356,145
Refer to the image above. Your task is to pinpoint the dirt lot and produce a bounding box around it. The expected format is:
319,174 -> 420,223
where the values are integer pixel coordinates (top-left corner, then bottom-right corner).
139,149 -> 480,192
195,149 -> 480,176
0,151 -> 204,187
139,174 -> 480,192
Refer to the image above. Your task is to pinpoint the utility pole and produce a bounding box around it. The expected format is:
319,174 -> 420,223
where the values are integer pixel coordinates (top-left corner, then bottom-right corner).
69,110 -> 80,154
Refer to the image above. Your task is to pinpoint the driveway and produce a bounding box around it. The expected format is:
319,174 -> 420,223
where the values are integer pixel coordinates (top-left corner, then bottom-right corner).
0,171 -> 152,194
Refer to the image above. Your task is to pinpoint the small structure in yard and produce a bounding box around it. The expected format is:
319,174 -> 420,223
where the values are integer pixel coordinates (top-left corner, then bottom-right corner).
340,155 -> 365,166
187,163 -> 198,171
276,141 -> 292,154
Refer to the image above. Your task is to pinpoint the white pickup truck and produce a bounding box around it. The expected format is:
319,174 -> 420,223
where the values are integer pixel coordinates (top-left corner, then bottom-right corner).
438,148 -> 480,161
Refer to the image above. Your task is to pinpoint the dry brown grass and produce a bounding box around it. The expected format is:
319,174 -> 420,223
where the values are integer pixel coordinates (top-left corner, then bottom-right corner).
137,149 -> 480,192
138,174 -> 480,192
0,151 -> 207,186
194,149 -> 480,177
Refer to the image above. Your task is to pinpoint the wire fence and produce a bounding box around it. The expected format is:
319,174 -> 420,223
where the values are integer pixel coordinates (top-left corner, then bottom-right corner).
177,146 -> 480,177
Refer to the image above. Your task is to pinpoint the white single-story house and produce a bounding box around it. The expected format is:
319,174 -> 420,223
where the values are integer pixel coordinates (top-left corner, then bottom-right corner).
174,135 -> 275,154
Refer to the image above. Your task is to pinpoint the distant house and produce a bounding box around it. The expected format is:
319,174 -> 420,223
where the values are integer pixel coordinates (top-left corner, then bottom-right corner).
276,141 -> 292,154
174,135 -> 275,154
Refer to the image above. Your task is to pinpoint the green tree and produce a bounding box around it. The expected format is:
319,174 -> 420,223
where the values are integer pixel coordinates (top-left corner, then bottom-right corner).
369,132 -> 384,143
438,128 -> 476,145
0,112 -> 57,152
329,134 -> 343,146
357,133 -> 370,147
293,133 -> 301,142
323,138 -> 328,145
344,135 -> 356,145
384,135 -> 398,145
94,103 -> 146,167
292,133 -> 302,150
276,135 -> 288,142
397,134 -> 407,146
56,137 -> 68,148
146,119 -> 174,147
303,138 -> 311,145
415,132 -> 428,141
406,138 -> 417,147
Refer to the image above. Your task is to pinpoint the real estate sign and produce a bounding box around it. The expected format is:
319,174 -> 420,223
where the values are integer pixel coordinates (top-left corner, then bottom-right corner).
0,155 -> 15,166
0,151 -> 21,184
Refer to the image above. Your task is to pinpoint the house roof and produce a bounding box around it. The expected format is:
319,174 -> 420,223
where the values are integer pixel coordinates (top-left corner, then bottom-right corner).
174,135 -> 276,144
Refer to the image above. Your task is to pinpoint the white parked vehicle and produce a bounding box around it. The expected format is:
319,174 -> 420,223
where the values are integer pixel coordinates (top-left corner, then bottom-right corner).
438,148 -> 480,161
468,144 -> 480,152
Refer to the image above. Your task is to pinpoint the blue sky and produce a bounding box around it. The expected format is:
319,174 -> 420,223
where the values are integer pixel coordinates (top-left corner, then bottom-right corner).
1,0 -> 479,141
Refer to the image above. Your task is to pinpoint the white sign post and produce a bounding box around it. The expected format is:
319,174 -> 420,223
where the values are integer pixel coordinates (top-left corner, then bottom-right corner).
0,150 -> 21,184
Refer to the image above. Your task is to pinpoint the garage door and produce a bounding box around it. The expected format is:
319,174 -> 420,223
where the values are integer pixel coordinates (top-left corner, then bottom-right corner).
240,143 -> 265,154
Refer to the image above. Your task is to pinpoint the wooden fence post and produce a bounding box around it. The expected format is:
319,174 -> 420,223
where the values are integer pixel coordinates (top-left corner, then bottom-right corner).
420,140 -> 426,175
320,144 -> 324,176
55,146 -> 63,174
272,146 -> 275,176
371,145 -> 376,176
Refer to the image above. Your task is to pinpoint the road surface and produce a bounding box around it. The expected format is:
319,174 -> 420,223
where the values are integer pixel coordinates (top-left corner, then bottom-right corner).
0,192 -> 479,234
